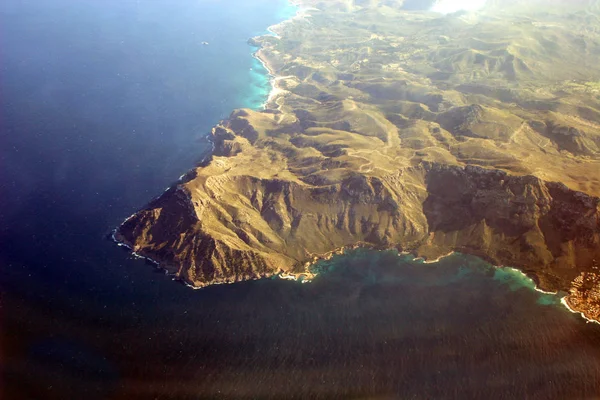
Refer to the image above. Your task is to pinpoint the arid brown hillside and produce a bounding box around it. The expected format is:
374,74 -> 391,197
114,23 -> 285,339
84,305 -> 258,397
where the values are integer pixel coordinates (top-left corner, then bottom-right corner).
116,0 -> 600,321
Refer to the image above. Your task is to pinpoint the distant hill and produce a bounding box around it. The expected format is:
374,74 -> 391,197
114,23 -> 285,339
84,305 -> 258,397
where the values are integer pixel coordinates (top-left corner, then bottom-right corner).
116,0 -> 600,322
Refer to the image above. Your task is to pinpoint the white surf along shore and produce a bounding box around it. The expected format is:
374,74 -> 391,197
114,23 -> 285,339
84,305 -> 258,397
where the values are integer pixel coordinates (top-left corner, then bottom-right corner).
251,0 -> 318,110
113,215 -> 592,325
560,297 -> 600,325
113,0 -> 597,326
248,0 -> 595,324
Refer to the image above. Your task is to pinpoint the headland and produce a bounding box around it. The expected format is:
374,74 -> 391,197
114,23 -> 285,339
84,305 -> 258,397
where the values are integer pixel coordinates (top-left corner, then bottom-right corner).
115,0 -> 600,322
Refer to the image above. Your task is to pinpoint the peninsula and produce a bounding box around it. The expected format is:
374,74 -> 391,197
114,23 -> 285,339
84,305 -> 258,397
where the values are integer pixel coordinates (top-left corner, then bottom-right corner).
115,0 -> 600,322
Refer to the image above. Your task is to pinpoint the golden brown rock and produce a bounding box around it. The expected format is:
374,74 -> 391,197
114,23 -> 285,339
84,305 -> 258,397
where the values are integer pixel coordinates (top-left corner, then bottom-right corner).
116,0 -> 600,320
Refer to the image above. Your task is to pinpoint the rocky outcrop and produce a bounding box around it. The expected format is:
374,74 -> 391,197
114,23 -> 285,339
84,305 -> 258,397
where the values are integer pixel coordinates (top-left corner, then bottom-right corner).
565,271 -> 600,322
116,160 -> 600,303
421,165 -> 600,290
116,0 -> 600,321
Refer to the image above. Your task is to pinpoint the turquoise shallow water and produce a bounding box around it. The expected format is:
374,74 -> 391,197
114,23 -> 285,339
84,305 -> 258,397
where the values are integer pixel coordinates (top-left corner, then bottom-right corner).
244,57 -> 274,109
313,249 -> 563,305
492,265 -> 561,306
243,3 -> 297,109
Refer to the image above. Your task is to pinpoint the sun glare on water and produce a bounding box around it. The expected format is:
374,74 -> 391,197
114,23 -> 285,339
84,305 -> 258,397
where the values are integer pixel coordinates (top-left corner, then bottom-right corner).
431,0 -> 487,13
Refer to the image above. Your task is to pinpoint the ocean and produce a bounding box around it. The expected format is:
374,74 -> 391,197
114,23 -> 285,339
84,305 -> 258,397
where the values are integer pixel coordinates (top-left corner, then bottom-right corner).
1,1 -> 600,399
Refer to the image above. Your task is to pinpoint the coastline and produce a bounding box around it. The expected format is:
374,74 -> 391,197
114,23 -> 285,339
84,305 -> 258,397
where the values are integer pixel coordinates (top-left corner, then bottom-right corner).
112,230 -> 284,290
250,51 -> 286,109
112,0 -> 310,291
114,224 -> 600,326
251,0 -> 315,110
560,296 -> 600,325
499,266 -> 559,295
112,0 -> 600,327
412,251 -> 457,264
492,265 -> 600,325
265,0 -> 315,40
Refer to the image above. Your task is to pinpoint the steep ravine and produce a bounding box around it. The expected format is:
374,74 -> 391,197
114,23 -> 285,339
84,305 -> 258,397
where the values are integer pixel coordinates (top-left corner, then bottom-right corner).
115,0 -> 600,322
115,157 -> 600,321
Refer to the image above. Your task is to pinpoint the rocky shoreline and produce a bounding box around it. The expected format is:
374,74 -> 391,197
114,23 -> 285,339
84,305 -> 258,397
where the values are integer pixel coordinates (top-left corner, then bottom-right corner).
116,0 -> 600,322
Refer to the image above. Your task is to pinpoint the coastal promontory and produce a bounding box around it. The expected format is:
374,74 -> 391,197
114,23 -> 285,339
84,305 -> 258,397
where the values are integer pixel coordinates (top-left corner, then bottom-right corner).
115,0 -> 600,321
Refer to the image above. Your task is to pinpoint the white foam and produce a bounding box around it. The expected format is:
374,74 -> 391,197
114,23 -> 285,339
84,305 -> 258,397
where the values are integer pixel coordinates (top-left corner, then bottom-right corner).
254,1 -> 316,110
500,267 -> 559,295
421,251 -> 455,264
278,272 -> 316,283
114,225 -> 600,326
560,297 -> 600,325
499,266 -> 600,324
534,287 -> 558,295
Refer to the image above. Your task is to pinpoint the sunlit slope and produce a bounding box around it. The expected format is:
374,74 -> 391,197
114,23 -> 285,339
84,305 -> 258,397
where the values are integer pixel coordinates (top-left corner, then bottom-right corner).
259,0 -> 600,191
117,0 -> 600,321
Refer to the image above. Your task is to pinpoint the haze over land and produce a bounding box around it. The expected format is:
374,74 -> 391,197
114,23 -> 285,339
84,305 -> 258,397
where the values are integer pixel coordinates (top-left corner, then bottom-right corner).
116,0 -> 600,321
431,0 -> 487,14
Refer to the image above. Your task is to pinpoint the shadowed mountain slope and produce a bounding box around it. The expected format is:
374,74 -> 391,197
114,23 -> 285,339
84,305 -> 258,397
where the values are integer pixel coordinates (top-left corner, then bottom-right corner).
116,0 -> 600,321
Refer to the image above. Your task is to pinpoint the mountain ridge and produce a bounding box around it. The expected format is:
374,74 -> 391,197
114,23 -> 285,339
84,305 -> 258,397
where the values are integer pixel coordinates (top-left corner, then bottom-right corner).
116,0 -> 600,321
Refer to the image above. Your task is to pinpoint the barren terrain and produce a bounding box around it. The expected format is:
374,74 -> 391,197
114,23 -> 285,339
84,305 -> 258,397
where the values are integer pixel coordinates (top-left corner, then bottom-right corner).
116,0 -> 600,321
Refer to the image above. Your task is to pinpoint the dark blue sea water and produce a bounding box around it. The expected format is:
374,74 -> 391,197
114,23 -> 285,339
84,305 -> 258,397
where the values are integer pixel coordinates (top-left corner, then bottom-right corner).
2,1 -> 600,399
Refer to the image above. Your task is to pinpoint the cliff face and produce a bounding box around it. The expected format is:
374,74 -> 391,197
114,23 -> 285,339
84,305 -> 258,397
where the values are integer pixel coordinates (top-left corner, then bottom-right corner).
421,165 -> 600,290
116,171 -> 430,286
116,158 -> 600,292
116,0 -> 600,320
